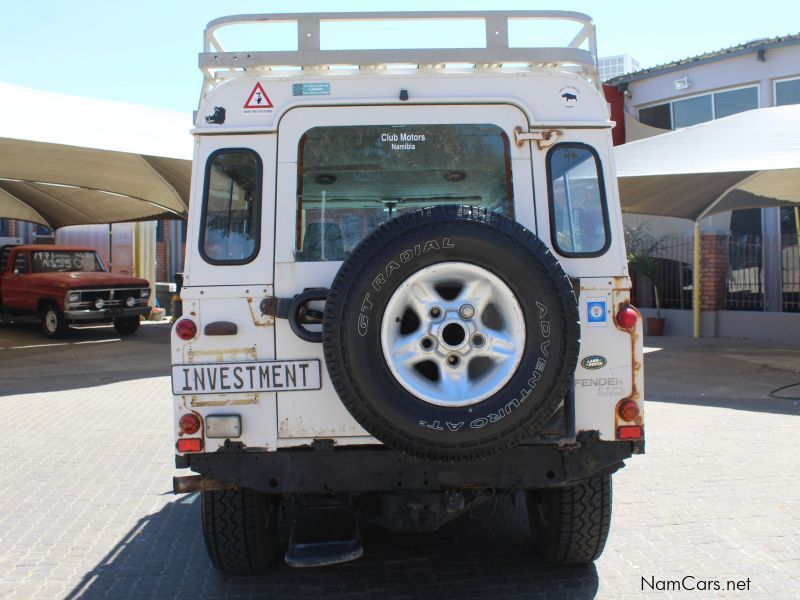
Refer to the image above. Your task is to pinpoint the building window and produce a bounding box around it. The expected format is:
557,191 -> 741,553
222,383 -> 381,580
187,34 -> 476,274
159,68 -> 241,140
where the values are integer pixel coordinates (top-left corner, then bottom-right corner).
295,124 -> 514,262
673,95 -> 713,128
199,149 -> 262,265
0,219 -> 7,236
639,85 -> 759,130
776,77 -> 800,106
638,103 -> 672,129
714,87 -> 759,118
547,144 -> 610,257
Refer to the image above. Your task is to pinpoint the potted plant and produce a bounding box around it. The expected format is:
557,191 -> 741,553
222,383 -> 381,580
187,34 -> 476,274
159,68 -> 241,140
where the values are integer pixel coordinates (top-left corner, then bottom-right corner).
624,225 -> 666,336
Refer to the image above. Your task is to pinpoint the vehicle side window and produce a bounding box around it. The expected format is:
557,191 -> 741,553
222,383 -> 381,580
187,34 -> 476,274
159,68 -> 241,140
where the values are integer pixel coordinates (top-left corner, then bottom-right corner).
200,149 -> 262,264
547,143 -> 610,257
13,253 -> 30,274
295,124 -> 514,261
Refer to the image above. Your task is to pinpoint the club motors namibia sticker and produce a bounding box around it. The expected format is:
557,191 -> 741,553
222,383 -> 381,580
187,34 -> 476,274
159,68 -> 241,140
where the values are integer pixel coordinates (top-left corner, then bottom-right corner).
581,355 -> 607,370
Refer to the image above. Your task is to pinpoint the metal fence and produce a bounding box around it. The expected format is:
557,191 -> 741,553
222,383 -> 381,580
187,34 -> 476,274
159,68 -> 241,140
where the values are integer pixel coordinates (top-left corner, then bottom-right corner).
628,234 -> 800,313
726,236 -> 763,311
628,236 -> 694,310
782,238 -> 800,312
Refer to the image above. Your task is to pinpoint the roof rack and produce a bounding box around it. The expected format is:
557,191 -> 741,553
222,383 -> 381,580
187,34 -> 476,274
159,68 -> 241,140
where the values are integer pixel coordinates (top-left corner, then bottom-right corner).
199,11 -> 599,97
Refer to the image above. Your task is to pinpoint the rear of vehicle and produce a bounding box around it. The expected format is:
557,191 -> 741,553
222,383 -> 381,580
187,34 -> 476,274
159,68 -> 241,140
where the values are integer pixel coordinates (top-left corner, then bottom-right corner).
172,11 -> 644,574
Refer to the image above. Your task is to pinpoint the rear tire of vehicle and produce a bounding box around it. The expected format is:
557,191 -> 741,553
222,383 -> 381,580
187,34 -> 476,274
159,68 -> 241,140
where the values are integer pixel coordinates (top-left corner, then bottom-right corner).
526,475 -> 612,564
201,488 -> 280,575
113,316 -> 140,335
41,303 -> 69,339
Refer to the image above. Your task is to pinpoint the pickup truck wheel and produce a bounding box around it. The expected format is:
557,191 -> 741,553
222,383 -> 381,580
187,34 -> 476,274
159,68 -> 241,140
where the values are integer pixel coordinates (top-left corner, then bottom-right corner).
41,303 -> 69,338
201,488 -> 280,575
526,475 -> 612,564
323,205 -> 580,461
113,316 -> 140,335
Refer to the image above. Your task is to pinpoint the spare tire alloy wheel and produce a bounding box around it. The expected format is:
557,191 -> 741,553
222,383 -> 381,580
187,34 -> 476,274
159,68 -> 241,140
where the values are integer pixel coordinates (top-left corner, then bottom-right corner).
381,262 -> 525,407
323,206 -> 580,461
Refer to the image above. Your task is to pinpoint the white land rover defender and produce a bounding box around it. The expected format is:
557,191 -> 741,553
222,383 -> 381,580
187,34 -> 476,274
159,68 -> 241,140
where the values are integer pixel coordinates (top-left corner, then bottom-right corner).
172,11 -> 644,574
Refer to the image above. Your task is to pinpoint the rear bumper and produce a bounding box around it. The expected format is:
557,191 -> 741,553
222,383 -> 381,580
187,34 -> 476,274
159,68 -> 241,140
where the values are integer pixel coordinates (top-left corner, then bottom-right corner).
175,431 -> 639,495
65,306 -> 150,321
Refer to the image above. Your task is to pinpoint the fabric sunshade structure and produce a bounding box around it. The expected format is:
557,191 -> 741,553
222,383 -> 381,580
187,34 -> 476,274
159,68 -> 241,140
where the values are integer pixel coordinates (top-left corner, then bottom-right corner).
0,82 -> 192,229
614,104 -> 800,338
615,104 -> 800,220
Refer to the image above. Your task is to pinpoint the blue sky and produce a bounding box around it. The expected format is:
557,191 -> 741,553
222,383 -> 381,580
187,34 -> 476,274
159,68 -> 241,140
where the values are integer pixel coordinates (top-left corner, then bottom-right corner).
1,0 -> 797,113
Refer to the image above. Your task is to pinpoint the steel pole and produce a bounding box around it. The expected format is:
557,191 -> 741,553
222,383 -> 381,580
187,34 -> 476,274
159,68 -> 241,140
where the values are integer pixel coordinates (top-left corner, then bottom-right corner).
693,221 -> 701,338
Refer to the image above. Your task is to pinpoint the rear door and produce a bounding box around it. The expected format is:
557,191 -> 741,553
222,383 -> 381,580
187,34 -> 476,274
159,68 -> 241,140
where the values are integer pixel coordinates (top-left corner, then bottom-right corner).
273,104 -> 533,441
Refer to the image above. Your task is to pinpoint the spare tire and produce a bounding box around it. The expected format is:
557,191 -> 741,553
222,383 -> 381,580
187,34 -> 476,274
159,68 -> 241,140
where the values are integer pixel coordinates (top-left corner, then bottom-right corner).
323,205 -> 579,461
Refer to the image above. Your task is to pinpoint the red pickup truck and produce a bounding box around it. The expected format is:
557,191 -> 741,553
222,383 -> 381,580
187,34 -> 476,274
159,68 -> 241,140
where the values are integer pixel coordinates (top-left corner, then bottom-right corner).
0,245 -> 152,338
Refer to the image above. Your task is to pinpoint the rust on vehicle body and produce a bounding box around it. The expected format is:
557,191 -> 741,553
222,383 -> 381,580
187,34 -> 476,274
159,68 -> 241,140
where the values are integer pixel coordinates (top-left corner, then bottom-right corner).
246,295 -> 275,327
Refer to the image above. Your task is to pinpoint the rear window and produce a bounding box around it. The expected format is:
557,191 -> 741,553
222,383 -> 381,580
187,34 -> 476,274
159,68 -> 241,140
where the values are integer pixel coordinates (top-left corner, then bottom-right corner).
547,143 -> 610,257
296,124 -> 514,261
200,149 -> 262,264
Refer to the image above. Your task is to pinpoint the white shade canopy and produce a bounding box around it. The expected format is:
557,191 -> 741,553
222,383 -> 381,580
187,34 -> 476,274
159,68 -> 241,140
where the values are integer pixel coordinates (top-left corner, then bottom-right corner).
615,104 -> 800,221
0,82 -> 192,229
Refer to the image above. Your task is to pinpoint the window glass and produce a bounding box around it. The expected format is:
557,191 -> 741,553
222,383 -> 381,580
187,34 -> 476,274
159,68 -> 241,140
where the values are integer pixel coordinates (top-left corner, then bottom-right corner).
296,124 -> 513,261
13,253 -> 30,274
714,87 -> 758,119
201,150 -> 261,263
776,78 -> 800,106
548,145 -> 609,256
32,251 -> 102,273
673,95 -> 712,128
638,104 -> 671,130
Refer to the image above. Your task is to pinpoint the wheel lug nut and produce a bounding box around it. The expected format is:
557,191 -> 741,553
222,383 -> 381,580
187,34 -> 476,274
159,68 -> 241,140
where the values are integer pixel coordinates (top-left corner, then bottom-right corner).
459,304 -> 475,319
429,306 -> 442,319
446,354 -> 462,369
420,336 -> 435,351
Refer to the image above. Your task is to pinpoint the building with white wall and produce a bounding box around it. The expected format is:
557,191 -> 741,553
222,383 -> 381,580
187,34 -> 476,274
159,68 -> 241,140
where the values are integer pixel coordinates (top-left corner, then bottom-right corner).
598,54 -> 640,82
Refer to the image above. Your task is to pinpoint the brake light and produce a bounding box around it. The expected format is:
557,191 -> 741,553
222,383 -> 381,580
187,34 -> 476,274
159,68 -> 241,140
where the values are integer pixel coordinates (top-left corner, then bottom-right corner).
616,306 -> 638,330
175,318 -> 197,340
177,438 -> 203,453
179,413 -> 201,435
618,400 -> 640,422
618,425 -> 643,440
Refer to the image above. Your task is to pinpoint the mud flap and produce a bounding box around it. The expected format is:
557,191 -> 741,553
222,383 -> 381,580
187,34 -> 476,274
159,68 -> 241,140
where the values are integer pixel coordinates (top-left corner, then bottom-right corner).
285,504 -> 363,567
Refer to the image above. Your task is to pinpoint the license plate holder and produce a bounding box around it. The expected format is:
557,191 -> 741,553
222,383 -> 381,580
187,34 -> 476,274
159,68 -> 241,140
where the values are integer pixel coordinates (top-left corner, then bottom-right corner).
172,359 -> 322,395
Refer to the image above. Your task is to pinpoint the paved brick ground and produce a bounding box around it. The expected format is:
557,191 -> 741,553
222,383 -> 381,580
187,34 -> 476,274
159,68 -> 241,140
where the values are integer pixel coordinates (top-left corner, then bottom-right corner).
1,328 -> 799,599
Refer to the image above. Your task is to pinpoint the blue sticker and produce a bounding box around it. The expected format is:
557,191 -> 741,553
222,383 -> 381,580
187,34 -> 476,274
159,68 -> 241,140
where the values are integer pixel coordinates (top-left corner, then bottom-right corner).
587,299 -> 607,325
292,82 -> 331,96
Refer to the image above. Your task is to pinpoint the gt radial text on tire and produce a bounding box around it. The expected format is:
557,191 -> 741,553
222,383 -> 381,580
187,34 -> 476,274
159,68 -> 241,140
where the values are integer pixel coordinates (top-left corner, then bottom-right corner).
527,474 -> 612,564
41,302 -> 69,338
201,488 -> 280,575
323,205 -> 580,461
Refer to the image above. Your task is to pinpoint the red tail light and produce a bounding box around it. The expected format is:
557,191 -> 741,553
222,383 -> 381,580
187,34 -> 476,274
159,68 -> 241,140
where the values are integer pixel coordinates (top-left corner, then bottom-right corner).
175,318 -> 197,340
177,438 -> 203,453
179,413 -> 201,435
618,400 -> 640,422
616,306 -> 638,330
618,425 -> 643,440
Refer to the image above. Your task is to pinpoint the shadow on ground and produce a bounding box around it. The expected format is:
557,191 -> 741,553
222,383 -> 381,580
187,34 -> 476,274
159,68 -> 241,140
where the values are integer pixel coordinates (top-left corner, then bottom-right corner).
0,318 -> 171,395
65,494 -> 598,600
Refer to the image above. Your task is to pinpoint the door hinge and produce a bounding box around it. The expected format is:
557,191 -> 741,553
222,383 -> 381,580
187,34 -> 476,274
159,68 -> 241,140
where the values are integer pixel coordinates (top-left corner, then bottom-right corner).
514,127 -> 563,149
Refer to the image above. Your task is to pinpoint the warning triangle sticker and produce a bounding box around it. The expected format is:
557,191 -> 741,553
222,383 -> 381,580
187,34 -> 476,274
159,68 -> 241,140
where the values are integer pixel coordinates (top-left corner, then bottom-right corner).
243,82 -> 273,109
